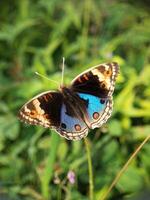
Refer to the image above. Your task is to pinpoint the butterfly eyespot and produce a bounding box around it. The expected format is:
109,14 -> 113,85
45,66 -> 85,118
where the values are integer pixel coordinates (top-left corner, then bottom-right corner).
93,112 -> 100,119
61,123 -> 67,129
74,124 -> 81,131
100,99 -> 105,104
105,70 -> 112,76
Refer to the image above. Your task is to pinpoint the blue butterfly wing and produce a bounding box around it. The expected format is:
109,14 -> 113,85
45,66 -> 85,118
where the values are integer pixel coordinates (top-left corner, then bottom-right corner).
57,103 -> 88,140
78,93 -> 113,129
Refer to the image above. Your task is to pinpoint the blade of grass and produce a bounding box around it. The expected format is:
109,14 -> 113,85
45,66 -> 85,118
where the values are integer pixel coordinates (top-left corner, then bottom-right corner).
41,131 -> 60,200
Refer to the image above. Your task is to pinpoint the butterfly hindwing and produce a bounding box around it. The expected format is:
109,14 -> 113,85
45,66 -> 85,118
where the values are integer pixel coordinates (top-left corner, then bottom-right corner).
18,91 -> 62,128
78,93 -> 113,129
57,103 -> 88,140
71,62 -> 119,98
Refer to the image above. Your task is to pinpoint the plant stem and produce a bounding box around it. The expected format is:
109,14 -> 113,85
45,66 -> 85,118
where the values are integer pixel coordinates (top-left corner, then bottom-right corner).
41,132 -> 60,200
84,138 -> 94,200
100,134 -> 150,200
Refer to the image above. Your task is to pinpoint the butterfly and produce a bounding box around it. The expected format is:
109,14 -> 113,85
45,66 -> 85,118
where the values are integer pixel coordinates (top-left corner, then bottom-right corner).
18,62 -> 119,140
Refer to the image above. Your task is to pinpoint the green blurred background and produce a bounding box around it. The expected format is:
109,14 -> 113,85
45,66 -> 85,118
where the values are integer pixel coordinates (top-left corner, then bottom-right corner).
0,0 -> 150,200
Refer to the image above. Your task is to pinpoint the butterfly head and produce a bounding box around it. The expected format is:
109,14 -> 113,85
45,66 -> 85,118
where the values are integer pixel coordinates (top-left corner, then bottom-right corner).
59,86 -> 73,99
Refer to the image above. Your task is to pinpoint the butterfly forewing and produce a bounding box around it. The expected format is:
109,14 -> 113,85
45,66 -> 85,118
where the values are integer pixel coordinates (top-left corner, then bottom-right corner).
71,62 -> 119,98
18,91 -> 63,128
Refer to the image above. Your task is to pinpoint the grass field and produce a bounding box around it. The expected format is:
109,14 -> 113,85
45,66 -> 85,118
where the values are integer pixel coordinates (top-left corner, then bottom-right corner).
0,0 -> 150,200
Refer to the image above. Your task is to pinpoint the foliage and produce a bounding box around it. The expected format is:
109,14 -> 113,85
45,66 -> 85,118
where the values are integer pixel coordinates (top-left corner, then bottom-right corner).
0,0 -> 150,200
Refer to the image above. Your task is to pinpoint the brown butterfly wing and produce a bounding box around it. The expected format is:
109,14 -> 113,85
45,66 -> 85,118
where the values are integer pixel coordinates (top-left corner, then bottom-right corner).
18,91 -> 63,128
71,62 -> 119,98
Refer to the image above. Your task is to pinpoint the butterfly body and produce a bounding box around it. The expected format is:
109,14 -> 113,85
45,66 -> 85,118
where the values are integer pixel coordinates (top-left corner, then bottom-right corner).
18,62 -> 119,140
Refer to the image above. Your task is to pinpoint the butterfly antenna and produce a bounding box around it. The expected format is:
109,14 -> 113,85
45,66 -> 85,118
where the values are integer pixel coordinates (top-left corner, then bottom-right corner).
35,72 -> 59,86
61,57 -> 65,87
